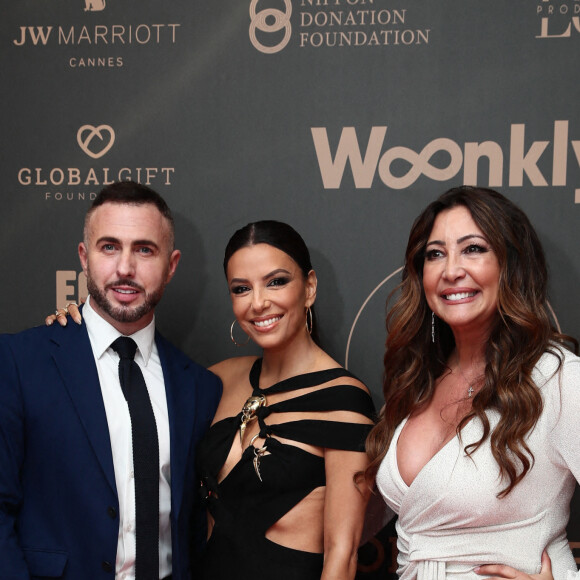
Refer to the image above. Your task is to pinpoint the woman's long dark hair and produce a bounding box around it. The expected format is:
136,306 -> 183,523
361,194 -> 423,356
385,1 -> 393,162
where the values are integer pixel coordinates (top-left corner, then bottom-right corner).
365,186 -> 577,497
223,220 -> 321,346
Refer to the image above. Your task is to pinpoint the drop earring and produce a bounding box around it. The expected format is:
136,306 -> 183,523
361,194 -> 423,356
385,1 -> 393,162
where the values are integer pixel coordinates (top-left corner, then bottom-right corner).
431,311 -> 435,344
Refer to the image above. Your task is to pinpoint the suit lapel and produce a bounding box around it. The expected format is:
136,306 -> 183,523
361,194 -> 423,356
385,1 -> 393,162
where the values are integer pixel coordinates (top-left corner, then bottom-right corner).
50,324 -> 117,494
156,333 -> 197,517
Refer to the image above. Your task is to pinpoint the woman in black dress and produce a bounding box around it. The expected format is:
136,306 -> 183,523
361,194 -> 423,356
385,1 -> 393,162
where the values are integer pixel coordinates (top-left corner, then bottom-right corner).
197,221 -> 375,580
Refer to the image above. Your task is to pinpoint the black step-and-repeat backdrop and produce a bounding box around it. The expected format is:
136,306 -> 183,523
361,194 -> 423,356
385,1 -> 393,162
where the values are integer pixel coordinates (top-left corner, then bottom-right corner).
2,1 -> 579,576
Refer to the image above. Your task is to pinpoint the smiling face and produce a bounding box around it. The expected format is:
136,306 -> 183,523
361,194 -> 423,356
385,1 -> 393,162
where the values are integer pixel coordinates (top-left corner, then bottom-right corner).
78,202 -> 181,335
226,243 -> 316,351
422,205 -> 500,340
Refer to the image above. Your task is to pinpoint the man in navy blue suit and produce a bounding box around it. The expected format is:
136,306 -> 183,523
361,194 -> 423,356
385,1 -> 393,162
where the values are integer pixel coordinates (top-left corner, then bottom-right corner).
0,181 -> 222,580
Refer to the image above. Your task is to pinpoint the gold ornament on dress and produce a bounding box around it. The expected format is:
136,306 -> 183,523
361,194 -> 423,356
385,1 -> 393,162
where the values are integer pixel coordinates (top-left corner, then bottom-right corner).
250,433 -> 268,482
239,394 -> 267,444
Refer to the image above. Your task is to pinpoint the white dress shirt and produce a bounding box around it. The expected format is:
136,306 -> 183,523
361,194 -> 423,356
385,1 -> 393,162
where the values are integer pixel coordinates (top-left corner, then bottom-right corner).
83,296 -> 172,580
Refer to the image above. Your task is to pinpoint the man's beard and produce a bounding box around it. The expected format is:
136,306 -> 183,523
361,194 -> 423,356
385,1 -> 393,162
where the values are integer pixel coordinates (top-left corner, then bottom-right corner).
87,274 -> 165,324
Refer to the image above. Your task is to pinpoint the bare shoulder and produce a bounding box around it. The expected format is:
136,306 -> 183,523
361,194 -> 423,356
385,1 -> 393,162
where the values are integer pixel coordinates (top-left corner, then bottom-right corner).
209,356 -> 259,424
209,356 -> 259,392
316,350 -> 370,394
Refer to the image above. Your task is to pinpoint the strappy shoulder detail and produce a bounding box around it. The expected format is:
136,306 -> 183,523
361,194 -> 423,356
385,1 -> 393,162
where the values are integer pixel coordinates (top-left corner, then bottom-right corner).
249,356 -> 360,393
265,384 -> 375,417
248,358 -> 374,446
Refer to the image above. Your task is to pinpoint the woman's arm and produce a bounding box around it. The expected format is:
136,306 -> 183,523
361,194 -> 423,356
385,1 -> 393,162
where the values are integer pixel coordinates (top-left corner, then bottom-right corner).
545,351 -> 580,481
321,447 -> 371,580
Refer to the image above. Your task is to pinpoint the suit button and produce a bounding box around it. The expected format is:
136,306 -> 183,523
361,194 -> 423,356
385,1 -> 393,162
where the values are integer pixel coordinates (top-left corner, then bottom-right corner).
107,506 -> 117,519
102,561 -> 113,573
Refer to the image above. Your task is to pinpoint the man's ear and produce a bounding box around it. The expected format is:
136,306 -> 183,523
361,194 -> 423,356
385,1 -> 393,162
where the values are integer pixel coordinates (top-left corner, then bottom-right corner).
78,242 -> 88,275
165,249 -> 182,284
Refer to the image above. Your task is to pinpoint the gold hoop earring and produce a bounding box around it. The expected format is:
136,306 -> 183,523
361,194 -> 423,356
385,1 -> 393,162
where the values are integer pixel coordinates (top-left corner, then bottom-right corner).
305,307 -> 313,335
230,320 -> 250,346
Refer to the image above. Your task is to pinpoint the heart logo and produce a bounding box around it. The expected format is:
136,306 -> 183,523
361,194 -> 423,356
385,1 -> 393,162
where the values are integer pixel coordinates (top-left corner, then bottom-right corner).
77,125 -> 115,159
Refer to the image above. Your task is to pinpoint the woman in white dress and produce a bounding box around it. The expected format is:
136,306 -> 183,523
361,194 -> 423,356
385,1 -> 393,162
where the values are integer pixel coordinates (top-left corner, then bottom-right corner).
364,186 -> 580,580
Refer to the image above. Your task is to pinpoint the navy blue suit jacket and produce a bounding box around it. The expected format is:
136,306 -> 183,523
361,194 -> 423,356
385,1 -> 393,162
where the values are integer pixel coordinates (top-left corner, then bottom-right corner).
0,319 -> 222,580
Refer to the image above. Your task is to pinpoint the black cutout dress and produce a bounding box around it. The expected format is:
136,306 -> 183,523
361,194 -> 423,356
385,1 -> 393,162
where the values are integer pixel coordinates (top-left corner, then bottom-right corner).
197,358 -> 375,579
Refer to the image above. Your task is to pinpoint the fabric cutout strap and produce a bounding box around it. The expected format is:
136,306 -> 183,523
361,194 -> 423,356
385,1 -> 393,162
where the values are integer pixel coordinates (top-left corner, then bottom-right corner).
268,420 -> 373,452
265,385 -> 375,418
249,357 -> 360,394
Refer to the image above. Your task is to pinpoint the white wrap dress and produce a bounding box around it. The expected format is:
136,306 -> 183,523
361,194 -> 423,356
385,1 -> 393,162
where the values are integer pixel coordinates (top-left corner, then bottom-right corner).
376,348 -> 580,580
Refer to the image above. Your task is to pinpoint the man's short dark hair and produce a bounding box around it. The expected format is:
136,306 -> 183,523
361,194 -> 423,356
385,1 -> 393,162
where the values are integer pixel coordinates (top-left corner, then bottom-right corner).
84,180 -> 175,248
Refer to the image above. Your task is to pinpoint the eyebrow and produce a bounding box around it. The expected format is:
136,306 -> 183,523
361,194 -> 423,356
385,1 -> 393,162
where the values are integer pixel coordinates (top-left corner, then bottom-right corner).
229,268 -> 292,285
96,236 -> 160,250
426,234 -> 488,247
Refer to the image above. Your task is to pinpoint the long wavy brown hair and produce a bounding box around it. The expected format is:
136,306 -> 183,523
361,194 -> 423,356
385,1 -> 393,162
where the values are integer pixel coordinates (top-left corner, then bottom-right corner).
365,186 -> 578,497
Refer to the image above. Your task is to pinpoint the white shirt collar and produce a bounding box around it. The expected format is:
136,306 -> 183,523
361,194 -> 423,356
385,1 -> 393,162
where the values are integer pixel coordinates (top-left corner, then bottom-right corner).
83,295 -> 156,365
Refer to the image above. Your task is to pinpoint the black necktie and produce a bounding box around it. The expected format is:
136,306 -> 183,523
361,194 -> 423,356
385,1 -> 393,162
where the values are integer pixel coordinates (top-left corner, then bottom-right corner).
111,336 -> 159,580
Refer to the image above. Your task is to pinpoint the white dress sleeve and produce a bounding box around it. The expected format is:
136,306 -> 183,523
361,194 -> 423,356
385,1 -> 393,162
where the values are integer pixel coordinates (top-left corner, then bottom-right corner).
542,347 -> 580,481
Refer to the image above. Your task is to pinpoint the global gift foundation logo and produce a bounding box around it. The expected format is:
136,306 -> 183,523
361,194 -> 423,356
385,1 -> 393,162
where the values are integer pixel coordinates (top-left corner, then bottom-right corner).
17,124 -> 176,202
536,0 -> 580,38
77,125 -> 115,159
